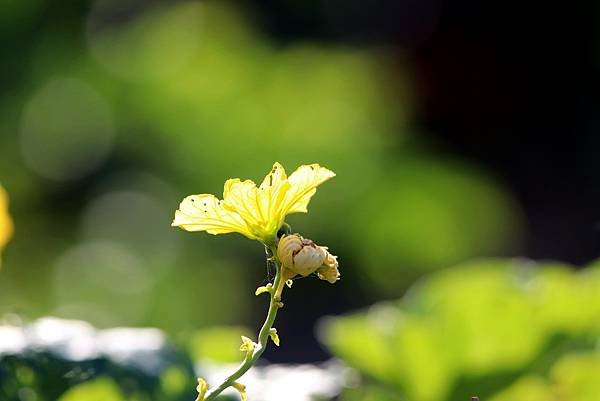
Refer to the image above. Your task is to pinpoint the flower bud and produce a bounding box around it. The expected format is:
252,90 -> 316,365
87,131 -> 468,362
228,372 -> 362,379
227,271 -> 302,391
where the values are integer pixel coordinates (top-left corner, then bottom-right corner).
277,234 -> 302,269
277,234 -> 327,277
317,252 -> 340,283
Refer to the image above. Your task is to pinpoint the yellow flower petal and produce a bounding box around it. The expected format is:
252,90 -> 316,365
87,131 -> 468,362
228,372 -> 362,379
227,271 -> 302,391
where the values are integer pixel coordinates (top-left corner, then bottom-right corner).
172,162 -> 335,243
282,164 -> 335,214
259,162 -> 287,190
223,179 -> 265,226
172,194 -> 256,239
0,185 -> 13,255
258,162 -> 292,229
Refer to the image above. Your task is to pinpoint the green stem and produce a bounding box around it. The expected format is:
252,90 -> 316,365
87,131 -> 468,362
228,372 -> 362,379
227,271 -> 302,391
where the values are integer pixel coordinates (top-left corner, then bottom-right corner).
204,244 -> 282,401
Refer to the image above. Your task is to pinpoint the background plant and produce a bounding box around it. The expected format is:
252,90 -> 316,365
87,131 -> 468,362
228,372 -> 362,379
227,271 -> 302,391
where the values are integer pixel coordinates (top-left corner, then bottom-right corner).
320,258 -> 600,401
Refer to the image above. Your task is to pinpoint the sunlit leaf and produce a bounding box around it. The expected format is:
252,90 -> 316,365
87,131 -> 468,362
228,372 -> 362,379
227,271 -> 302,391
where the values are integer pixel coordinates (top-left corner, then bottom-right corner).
58,377 -> 125,401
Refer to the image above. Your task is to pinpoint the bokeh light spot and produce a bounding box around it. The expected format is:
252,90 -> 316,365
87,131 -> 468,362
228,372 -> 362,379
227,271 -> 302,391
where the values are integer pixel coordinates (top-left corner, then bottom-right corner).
19,77 -> 115,181
80,189 -> 178,272
86,0 -> 203,81
53,241 -> 151,326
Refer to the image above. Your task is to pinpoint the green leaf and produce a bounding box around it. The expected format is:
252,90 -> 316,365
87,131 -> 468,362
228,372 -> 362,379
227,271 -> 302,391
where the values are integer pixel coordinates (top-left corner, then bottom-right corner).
488,375 -> 553,401
58,377 -> 125,401
551,351 -> 600,401
160,366 -> 189,396
320,259 -> 600,401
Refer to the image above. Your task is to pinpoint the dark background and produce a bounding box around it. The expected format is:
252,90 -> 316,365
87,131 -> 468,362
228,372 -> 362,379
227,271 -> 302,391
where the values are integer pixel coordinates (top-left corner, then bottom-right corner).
239,0 -> 600,362
244,0 -> 600,266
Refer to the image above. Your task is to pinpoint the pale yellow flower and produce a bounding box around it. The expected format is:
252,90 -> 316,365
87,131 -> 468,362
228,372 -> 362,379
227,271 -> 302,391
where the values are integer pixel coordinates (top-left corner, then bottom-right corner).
0,185 -> 13,268
172,163 -> 335,243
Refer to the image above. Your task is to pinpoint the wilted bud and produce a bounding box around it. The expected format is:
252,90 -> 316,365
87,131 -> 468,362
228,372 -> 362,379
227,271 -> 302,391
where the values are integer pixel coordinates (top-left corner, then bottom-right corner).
317,252 -> 340,284
277,234 -> 327,277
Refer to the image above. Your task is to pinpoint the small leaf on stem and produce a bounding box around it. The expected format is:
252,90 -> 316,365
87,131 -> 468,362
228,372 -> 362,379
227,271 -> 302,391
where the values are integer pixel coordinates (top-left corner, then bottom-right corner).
239,336 -> 255,353
232,382 -> 247,401
269,328 -> 280,346
255,283 -> 273,296
195,378 -> 209,401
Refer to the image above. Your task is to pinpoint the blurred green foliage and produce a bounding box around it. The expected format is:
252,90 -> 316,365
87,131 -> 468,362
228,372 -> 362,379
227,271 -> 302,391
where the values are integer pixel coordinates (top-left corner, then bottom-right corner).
58,378 -> 126,401
0,0 -> 521,335
320,259 -> 600,401
188,326 -> 253,363
351,157 -> 519,293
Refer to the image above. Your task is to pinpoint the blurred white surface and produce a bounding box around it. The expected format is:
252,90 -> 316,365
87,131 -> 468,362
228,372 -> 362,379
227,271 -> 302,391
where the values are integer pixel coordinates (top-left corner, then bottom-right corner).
199,358 -> 353,401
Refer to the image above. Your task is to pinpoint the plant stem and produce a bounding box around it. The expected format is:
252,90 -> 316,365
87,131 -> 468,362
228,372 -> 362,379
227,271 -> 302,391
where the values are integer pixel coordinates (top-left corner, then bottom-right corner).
204,244 -> 283,401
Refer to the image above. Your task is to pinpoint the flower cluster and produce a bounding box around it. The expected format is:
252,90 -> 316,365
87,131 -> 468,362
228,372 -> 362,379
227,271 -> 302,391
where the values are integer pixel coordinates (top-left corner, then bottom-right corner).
172,162 -> 339,401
